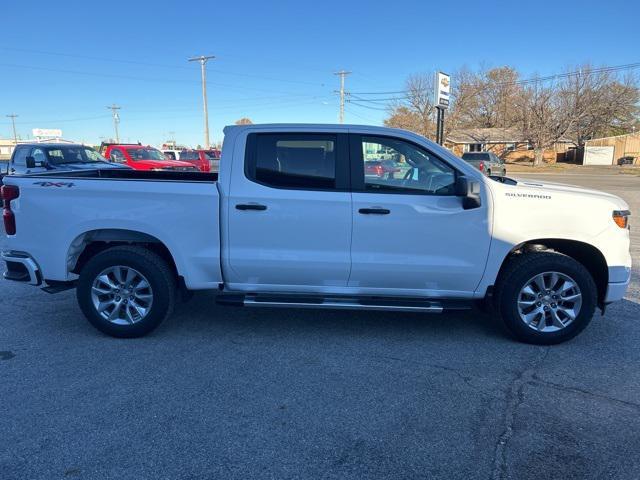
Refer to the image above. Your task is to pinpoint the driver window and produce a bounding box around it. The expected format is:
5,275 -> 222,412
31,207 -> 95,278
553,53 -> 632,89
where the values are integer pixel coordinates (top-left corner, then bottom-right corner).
361,136 -> 456,195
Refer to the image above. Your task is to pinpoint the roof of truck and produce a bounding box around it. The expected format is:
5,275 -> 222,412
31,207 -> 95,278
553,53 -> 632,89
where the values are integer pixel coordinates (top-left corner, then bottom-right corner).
14,143 -> 87,148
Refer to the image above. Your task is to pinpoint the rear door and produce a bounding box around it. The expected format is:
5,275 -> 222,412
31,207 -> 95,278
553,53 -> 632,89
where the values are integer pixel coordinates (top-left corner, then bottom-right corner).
348,134 -> 491,297
225,131 -> 352,292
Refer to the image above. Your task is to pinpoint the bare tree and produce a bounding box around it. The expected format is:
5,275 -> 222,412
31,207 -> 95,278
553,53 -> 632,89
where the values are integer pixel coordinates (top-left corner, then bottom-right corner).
450,66 -> 526,129
561,66 -> 639,145
235,117 -> 254,125
519,80 -> 575,166
384,73 -> 436,139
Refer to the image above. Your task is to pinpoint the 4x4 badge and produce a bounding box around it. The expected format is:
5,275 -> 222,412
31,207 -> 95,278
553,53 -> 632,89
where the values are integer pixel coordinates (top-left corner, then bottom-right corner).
33,181 -> 75,188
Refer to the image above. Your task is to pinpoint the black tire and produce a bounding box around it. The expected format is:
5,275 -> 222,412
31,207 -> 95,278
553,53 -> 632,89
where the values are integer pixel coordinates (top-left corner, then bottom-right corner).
76,246 -> 176,338
494,252 -> 597,345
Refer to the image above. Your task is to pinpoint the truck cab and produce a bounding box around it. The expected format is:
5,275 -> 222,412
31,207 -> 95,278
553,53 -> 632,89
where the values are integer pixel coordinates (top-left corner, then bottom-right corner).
101,143 -> 198,172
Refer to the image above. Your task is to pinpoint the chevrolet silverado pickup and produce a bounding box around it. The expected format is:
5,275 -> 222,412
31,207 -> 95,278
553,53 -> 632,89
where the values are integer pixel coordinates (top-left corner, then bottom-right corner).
1,124 -> 632,344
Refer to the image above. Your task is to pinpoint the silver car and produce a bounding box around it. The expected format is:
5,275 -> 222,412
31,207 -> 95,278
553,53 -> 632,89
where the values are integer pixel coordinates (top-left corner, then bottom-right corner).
461,152 -> 506,177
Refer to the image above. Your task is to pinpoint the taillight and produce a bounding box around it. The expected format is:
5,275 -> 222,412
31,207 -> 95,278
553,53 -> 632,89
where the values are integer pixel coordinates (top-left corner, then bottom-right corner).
1,184 -> 19,235
375,165 -> 384,176
478,161 -> 485,172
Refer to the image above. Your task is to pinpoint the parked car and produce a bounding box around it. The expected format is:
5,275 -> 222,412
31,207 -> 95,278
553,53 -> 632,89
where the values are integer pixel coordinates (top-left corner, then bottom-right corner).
364,160 -> 401,179
461,151 -> 506,176
100,143 -> 198,172
1,124 -> 631,345
177,149 -> 221,173
4,143 -> 129,175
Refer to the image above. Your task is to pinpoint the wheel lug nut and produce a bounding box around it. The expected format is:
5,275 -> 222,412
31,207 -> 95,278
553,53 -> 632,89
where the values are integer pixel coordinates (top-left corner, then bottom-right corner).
551,303 -> 557,308
536,302 -> 542,307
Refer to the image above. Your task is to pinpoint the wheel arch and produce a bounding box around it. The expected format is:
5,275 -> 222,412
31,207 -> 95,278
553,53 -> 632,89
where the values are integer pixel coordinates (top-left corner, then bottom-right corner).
495,238 -> 608,307
67,229 -> 179,279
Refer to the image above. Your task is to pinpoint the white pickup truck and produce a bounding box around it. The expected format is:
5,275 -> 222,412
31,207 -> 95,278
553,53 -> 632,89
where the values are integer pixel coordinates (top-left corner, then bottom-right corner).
1,124 -> 632,344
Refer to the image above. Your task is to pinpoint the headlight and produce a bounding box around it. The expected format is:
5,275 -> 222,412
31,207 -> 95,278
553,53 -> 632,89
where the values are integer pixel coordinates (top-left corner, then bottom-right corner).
612,210 -> 630,229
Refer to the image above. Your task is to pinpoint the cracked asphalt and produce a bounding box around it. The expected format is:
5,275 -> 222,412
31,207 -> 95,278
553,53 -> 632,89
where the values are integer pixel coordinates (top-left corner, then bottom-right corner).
1,170 -> 639,479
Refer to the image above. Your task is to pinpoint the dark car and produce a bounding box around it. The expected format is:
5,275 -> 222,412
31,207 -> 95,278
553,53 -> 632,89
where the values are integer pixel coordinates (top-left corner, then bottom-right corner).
461,151 -> 506,176
6,143 -> 130,175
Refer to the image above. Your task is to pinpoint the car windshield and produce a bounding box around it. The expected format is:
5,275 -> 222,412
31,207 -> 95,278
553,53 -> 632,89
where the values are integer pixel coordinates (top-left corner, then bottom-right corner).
45,146 -> 106,165
127,148 -> 165,161
203,151 -> 220,160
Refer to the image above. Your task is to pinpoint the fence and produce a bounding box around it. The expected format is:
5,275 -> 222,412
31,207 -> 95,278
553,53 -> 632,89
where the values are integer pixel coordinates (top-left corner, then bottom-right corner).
585,133 -> 640,165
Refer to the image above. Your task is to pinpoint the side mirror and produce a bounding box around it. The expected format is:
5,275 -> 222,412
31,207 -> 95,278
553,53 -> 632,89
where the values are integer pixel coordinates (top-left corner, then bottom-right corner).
455,176 -> 482,210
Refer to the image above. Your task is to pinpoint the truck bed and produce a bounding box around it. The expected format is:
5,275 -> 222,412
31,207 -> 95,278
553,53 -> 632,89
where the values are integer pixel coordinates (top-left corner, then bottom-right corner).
1,170 -> 222,290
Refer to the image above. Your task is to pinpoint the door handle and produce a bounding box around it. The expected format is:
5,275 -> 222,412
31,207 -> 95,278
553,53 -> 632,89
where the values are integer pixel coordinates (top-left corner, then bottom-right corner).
236,203 -> 267,211
359,207 -> 390,215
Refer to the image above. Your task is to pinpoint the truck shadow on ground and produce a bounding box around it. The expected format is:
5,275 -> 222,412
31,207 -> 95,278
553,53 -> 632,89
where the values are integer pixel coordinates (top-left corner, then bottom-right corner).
164,292 -> 640,346
166,291 -> 512,343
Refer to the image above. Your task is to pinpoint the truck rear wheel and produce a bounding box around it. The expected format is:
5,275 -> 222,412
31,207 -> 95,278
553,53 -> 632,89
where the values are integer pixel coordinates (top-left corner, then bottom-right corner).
76,246 -> 176,338
495,252 -> 597,345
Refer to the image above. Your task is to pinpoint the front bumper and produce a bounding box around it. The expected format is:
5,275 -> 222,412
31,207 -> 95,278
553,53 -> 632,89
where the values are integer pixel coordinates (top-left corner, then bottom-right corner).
1,251 -> 42,286
604,266 -> 631,303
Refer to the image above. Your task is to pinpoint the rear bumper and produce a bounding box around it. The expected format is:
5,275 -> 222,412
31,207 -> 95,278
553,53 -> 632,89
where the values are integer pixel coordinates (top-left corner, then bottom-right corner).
1,251 -> 42,286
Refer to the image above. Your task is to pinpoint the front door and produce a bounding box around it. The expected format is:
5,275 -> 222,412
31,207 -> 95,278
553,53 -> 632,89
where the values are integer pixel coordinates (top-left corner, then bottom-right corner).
226,131 -> 352,293
349,134 -> 491,297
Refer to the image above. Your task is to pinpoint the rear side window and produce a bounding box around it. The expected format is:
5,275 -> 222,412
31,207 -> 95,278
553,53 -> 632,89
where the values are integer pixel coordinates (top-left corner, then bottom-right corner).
246,133 -> 338,190
12,146 -> 30,167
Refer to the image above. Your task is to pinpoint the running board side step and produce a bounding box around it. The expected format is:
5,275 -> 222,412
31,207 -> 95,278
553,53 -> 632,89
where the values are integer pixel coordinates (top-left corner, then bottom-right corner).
244,298 -> 443,313
217,294 -> 472,313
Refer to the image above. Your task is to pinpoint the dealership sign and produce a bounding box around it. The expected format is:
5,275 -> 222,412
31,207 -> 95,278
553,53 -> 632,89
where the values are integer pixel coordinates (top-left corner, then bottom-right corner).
32,128 -> 63,138
435,72 -> 451,109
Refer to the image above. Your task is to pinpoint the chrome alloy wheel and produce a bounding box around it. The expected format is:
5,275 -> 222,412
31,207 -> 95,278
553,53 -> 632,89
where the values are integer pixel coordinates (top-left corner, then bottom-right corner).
517,271 -> 582,333
90,266 -> 153,325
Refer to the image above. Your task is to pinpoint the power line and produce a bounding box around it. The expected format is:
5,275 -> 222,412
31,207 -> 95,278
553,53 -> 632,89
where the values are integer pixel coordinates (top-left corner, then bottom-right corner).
0,63 -> 319,96
0,47 -> 327,87
348,62 -> 640,98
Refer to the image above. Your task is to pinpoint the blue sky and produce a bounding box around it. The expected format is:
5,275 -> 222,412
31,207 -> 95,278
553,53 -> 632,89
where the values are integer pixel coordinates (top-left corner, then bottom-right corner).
1,0 -> 639,147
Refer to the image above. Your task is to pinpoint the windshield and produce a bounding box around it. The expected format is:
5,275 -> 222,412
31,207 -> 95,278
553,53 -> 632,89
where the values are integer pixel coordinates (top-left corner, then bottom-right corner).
127,147 -> 165,161
44,146 -> 107,165
203,151 -> 220,160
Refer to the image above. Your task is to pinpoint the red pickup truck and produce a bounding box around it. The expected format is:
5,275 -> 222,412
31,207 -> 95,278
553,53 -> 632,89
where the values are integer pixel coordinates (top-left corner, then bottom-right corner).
100,143 -> 198,172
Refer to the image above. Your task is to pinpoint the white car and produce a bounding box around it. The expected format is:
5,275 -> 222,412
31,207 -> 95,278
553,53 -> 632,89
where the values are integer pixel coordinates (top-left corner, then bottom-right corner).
1,124 -> 632,344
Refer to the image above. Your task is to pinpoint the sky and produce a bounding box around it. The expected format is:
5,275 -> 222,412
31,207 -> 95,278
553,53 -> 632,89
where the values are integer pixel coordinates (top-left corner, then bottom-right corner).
1,0 -> 639,147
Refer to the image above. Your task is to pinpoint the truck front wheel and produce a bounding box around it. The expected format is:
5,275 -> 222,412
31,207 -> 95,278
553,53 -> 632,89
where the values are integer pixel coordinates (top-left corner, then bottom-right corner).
495,252 -> 597,345
76,246 -> 176,338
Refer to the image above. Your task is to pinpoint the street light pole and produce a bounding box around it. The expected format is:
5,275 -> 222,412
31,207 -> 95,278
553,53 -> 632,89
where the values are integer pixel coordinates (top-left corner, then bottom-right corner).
6,114 -> 18,143
189,55 -> 215,149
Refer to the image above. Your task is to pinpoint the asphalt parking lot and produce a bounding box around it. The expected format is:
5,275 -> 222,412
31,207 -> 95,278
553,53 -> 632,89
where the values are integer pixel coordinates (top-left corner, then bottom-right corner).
1,170 -> 639,480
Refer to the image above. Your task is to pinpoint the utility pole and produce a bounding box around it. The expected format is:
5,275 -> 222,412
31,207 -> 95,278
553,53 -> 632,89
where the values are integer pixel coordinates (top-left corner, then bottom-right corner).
6,114 -> 18,143
106,104 -> 121,142
189,55 -> 215,149
334,70 -> 351,124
